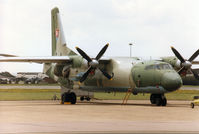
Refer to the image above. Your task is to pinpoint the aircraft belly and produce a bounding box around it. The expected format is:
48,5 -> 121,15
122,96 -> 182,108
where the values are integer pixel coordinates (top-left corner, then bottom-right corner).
79,85 -> 129,92
133,86 -> 169,94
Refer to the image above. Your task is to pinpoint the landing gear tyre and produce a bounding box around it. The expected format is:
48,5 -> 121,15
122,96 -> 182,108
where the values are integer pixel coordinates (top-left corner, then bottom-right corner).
150,94 -> 167,106
69,92 -> 77,104
150,94 -> 156,104
61,93 -> 70,104
191,103 -> 194,108
80,96 -> 84,101
161,98 -> 167,106
156,98 -> 162,106
61,92 -> 77,104
86,97 -> 91,101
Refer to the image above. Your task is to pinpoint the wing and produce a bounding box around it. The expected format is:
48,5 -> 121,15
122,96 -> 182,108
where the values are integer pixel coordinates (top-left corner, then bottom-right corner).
0,55 -> 111,64
0,56 -> 72,63
0,54 -> 17,57
99,57 -> 111,64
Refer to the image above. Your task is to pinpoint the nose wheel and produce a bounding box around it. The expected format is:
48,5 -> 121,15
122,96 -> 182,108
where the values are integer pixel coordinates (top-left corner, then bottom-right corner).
150,94 -> 167,106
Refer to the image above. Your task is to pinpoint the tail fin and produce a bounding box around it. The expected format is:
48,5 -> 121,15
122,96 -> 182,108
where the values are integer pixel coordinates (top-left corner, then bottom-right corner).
51,7 -> 76,56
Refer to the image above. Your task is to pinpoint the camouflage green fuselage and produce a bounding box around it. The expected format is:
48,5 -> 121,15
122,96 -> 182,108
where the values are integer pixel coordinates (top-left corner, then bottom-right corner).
44,56 -> 182,94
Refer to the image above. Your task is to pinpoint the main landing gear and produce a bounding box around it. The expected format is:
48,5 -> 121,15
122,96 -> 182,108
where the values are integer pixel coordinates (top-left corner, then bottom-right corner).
150,94 -> 167,106
80,96 -> 91,101
61,92 -> 77,104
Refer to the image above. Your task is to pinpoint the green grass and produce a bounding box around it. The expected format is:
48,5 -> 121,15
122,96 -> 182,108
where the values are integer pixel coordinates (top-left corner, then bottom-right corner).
0,89 -> 60,101
0,89 -> 199,101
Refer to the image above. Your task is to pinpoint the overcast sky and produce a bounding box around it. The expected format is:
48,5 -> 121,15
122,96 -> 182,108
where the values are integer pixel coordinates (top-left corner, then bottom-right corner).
1,0 -> 199,74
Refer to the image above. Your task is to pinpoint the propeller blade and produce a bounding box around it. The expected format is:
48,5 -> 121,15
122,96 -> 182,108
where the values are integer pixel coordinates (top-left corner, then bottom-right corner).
95,43 -> 109,60
190,69 -> 199,80
171,46 -> 199,80
76,44 -> 111,82
99,68 -> 112,80
188,49 -> 199,62
80,66 -> 93,83
76,47 -> 92,62
171,46 -> 185,63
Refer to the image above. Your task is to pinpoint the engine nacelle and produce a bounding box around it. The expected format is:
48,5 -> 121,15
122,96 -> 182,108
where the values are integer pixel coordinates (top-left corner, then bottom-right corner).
54,64 -> 71,78
62,65 -> 71,78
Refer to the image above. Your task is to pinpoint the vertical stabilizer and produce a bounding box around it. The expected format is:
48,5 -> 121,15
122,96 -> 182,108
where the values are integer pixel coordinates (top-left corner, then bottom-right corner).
51,7 -> 76,56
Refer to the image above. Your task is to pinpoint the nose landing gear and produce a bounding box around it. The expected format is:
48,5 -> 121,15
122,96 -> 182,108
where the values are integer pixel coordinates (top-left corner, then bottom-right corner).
150,94 -> 167,106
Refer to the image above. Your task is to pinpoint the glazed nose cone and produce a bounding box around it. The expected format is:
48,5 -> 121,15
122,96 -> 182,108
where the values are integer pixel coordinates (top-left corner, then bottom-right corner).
161,72 -> 182,91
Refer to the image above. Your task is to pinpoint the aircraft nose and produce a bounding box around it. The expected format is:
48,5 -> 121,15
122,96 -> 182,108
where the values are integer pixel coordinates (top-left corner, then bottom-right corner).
161,72 -> 182,91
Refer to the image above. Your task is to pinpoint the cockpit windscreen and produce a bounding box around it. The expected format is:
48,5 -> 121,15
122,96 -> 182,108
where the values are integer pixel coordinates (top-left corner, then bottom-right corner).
145,64 -> 172,70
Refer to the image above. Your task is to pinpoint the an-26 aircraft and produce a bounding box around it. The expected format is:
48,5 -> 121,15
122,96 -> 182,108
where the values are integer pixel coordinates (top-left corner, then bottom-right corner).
1,7 -> 199,106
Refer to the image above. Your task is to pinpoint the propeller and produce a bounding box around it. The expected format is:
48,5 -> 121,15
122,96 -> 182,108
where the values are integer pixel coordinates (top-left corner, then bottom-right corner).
171,46 -> 199,80
75,43 -> 113,83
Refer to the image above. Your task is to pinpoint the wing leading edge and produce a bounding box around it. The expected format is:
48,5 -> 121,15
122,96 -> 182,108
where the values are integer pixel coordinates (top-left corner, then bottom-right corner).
0,56 -> 71,63
0,55 -> 111,64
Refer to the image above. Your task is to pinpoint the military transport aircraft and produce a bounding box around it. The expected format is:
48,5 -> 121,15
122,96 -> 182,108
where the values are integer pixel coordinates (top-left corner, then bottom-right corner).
0,7 -> 199,106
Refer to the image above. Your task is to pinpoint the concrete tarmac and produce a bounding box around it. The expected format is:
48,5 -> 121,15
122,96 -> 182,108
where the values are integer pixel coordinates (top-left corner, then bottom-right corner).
0,100 -> 199,134
0,85 -> 199,90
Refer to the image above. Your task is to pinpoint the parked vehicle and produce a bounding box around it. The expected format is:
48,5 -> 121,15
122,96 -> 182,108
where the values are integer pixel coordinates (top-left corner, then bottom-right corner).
191,96 -> 199,108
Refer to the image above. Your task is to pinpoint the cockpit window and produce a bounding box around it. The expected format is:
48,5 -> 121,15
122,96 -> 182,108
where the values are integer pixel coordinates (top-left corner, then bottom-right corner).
145,65 -> 154,70
161,64 -> 172,69
154,64 -> 161,70
145,64 -> 172,70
